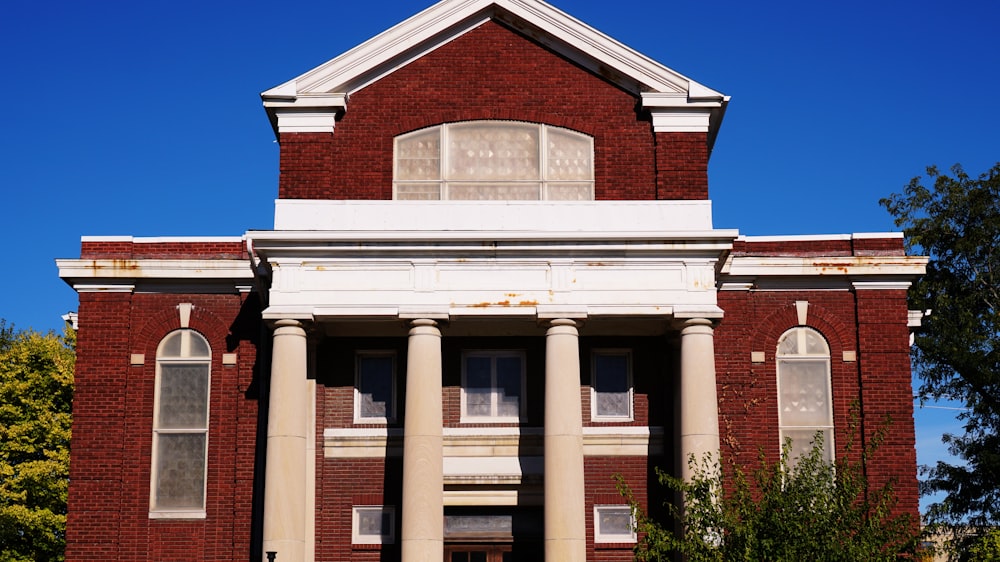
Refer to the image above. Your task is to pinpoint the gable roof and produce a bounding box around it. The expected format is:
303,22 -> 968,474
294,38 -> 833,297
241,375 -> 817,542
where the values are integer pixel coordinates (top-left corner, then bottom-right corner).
261,0 -> 728,144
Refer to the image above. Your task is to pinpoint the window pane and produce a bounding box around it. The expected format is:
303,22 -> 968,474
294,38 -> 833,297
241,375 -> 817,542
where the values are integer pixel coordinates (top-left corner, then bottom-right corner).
782,428 -> 833,465
778,360 -> 830,426
359,355 -> 393,419
158,363 -> 209,429
547,128 -> 593,180
396,129 -> 440,180
466,357 -> 492,416
804,330 -> 828,354
187,333 -> 210,357
154,433 -> 206,509
545,183 -> 592,200
595,354 -> 629,417
496,357 -> 522,417
396,184 -> 441,200
357,508 -> 386,537
598,507 -> 632,535
448,123 -> 539,181
160,331 -> 183,358
447,183 -> 539,200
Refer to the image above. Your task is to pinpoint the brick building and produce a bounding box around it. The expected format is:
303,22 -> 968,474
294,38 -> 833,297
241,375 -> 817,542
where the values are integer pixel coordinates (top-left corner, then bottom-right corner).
56,0 -> 927,560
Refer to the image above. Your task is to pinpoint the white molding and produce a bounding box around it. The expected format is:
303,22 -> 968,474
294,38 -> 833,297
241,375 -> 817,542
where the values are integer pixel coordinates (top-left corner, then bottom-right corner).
69,283 -> 135,293
79,236 -> 245,243
58,259 -> 252,281
273,108 -> 338,134
322,426 -> 662,458
722,255 -> 927,277
851,281 -> 914,291
269,199 -> 724,235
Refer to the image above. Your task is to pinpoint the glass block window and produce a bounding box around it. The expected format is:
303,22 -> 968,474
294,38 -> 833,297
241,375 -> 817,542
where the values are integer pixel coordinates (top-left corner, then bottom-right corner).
461,351 -> 526,422
151,329 -> 210,516
594,505 -> 636,543
353,506 -> 395,544
355,352 -> 396,423
776,327 -> 834,464
591,350 -> 632,421
394,121 -> 593,200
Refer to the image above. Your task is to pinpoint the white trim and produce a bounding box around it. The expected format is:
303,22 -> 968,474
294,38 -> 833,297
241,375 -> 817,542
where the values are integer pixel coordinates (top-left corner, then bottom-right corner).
851,281 -> 914,291
590,349 -> 633,422
593,505 -> 636,544
79,235 -> 245,243
722,255 -> 928,277
58,259 -> 252,281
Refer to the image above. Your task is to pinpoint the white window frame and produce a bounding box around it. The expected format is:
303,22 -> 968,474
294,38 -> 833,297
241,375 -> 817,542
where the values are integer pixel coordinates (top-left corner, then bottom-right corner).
149,329 -> 211,519
593,505 -> 636,543
590,349 -> 633,421
776,326 -> 835,464
393,121 -> 595,200
352,505 -> 396,545
460,350 -> 527,423
354,351 -> 397,424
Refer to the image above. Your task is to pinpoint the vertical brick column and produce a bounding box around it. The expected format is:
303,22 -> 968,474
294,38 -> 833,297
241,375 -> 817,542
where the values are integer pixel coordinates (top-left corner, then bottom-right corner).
263,319 -> 309,561
544,319 -> 586,561
65,291 -> 132,560
855,287 -> 920,520
679,318 -> 720,481
401,319 -> 444,562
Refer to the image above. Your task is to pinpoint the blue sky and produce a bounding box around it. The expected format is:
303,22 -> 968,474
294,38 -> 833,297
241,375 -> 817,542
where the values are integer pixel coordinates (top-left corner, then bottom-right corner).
2,0 -> 997,512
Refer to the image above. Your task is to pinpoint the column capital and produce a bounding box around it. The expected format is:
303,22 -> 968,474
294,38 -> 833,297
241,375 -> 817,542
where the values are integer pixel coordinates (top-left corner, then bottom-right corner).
408,318 -> 441,337
678,317 -> 717,334
545,318 -> 580,335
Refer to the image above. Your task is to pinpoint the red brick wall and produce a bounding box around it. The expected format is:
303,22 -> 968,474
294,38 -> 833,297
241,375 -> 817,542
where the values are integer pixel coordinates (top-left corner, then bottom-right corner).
277,21 -> 709,201
714,286 -> 919,522
65,256 -> 260,561
80,240 -> 247,260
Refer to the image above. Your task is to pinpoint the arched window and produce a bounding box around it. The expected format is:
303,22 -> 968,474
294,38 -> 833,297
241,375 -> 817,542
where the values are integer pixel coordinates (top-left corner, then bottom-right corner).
394,121 -> 594,200
150,329 -> 211,516
776,327 -> 833,464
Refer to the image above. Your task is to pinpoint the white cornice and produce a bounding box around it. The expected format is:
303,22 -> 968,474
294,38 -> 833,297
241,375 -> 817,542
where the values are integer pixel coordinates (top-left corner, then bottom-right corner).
722,255 -> 927,278
57,259 -> 253,284
261,0 -> 726,137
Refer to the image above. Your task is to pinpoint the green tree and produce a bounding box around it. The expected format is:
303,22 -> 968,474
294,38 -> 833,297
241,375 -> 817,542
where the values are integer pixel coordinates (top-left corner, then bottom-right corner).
968,528 -> 1000,562
0,321 -> 74,562
881,164 -> 1000,539
617,433 -> 918,561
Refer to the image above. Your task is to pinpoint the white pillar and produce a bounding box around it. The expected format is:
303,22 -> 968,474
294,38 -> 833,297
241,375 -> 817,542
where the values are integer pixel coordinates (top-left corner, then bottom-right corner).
544,319 -> 586,562
679,318 -> 720,482
263,319 -> 309,561
401,319 -> 443,562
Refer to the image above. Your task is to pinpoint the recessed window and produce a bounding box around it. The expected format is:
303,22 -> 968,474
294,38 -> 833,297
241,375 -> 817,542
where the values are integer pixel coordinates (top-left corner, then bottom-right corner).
394,121 -> 594,200
776,327 -> 834,464
594,505 -> 636,543
461,351 -> 526,422
353,506 -> 395,544
591,350 -> 633,421
355,352 -> 396,423
150,329 -> 210,517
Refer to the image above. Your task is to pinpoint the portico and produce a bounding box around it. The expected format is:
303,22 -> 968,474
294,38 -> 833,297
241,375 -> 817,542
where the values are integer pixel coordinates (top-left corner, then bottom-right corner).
251,199 -> 733,561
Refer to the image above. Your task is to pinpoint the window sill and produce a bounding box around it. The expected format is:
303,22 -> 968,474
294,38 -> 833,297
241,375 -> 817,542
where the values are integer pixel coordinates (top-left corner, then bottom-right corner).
149,509 -> 207,520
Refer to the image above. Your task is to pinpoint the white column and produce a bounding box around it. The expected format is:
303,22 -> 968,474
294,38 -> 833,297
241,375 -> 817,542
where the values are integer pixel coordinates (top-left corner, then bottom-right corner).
544,319 -> 586,562
263,319 -> 309,561
401,319 -> 443,562
679,318 -> 720,482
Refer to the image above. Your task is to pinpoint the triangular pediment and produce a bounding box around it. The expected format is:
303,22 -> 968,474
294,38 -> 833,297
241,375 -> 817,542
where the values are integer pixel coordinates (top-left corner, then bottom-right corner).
262,0 -> 727,134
